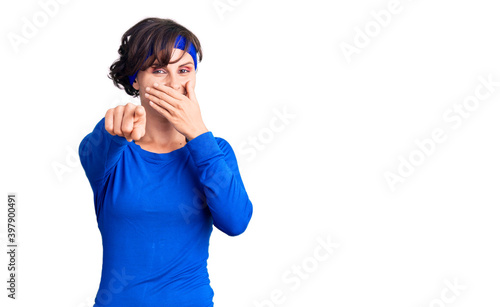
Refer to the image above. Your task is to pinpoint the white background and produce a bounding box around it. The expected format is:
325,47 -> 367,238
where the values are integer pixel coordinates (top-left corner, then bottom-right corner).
1,0 -> 499,306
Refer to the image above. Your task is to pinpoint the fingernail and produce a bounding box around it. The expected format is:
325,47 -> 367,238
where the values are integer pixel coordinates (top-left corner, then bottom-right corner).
145,87 -> 150,92
153,83 -> 158,87
145,93 -> 149,97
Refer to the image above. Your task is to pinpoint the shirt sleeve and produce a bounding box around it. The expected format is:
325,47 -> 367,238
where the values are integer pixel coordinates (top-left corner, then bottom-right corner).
186,131 -> 253,236
78,117 -> 130,190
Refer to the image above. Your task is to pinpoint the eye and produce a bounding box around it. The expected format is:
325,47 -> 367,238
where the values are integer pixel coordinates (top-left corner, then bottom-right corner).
152,67 -> 166,74
179,68 -> 190,74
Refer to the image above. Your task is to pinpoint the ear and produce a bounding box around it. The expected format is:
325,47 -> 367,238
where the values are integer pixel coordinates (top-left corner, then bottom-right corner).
132,78 -> 140,91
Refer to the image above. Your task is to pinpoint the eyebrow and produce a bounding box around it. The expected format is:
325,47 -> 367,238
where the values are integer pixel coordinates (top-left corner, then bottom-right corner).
152,61 -> 194,67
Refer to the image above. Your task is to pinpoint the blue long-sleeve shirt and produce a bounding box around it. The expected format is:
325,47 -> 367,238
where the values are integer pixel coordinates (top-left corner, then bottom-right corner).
78,117 -> 253,307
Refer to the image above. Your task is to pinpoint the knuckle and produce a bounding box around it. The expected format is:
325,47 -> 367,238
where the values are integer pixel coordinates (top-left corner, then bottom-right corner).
136,105 -> 145,115
122,125 -> 132,134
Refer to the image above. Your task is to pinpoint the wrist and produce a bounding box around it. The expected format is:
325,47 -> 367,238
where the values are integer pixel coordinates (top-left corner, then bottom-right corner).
186,127 -> 209,142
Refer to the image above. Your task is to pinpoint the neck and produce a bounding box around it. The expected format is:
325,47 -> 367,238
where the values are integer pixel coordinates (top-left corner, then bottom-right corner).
139,108 -> 186,148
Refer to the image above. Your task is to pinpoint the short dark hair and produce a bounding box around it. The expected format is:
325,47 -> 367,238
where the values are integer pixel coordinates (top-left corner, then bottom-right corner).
108,17 -> 203,97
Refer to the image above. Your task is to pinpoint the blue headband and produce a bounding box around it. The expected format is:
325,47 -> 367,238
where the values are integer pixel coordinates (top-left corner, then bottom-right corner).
128,35 -> 197,86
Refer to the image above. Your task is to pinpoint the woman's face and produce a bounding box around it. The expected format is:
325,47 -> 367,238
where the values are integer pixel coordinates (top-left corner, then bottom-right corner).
133,48 -> 196,101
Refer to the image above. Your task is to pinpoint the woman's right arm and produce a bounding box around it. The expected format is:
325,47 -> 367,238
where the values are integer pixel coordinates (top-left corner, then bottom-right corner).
78,103 -> 146,188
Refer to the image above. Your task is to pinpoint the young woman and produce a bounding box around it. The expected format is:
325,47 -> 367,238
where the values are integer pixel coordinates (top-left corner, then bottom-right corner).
79,17 -> 253,306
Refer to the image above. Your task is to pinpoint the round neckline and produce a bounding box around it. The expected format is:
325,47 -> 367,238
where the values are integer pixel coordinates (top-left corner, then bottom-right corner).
129,140 -> 188,163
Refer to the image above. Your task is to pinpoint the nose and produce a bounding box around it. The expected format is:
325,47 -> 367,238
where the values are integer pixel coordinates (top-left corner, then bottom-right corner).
162,73 -> 182,92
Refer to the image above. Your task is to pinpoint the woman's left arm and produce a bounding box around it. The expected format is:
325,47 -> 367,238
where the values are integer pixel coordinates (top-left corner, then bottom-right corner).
186,132 -> 253,236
